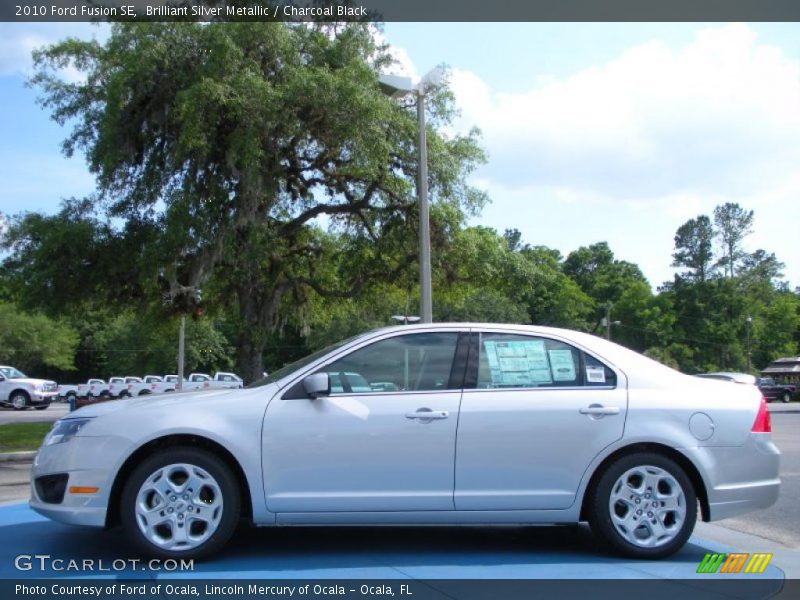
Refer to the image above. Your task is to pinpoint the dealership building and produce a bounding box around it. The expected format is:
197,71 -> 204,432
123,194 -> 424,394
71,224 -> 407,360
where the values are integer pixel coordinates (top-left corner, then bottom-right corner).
761,356 -> 800,384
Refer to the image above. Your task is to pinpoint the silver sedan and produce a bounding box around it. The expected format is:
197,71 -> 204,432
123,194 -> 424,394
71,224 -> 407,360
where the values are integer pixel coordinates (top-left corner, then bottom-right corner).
30,323 -> 780,559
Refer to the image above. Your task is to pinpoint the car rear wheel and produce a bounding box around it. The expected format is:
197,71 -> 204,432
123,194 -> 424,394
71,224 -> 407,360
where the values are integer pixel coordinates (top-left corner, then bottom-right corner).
120,447 -> 240,559
588,452 -> 697,559
782,391 -> 792,403
10,392 -> 29,410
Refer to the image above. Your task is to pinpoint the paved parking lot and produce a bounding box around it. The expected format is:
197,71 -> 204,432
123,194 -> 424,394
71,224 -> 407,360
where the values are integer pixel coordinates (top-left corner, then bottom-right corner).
0,402 -> 68,425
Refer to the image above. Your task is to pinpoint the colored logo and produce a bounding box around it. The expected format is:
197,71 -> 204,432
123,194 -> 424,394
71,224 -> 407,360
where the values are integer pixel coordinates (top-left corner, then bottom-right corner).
696,552 -> 773,574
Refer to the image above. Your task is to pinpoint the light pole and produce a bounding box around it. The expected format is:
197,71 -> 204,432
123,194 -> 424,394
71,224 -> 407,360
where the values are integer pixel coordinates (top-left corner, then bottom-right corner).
379,68 -> 444,324
745,314 -> 753,372
176,287 -> 202,391
601,303 -> 621,341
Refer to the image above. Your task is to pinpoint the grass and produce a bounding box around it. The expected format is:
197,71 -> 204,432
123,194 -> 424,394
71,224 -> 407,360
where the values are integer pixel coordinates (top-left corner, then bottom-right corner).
0,422 -> 52,453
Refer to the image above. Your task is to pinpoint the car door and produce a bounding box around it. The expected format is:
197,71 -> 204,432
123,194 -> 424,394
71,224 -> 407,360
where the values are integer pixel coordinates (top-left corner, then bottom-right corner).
455,330 -> 627,511
0,372 -> 9,402
262,330 -> 467,513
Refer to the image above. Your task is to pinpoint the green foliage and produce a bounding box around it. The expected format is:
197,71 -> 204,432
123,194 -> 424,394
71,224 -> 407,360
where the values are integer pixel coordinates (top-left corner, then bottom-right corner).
0,25 -> 795,384
672,215 -> 714,282
29,22 -> 486,382
714,202 -> 754,278
0,302 -> 78,373
87,311 -> 233,377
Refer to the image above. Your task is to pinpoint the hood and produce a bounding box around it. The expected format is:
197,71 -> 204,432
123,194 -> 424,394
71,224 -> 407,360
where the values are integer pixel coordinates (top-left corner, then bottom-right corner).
9,377 -> 56,387
70,385 -> 275,419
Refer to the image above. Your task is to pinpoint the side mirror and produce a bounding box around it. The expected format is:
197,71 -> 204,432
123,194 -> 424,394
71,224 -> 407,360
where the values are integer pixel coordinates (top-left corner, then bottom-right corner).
302,373 -> 330,399
0,375 -> 5,382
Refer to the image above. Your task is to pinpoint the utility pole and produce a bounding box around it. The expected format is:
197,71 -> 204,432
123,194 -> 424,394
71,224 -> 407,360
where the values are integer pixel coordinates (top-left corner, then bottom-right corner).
417,89 -> 432,324
605,304 -> 612,340
177,315 -> 185,391
745,314 -> 752,372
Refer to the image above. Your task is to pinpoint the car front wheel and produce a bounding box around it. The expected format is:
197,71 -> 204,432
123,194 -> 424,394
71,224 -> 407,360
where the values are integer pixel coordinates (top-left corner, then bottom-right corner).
588,452 -> 697,559
782,391 -> 792,403
120,447 -> 241,559
10,392 -> 29,410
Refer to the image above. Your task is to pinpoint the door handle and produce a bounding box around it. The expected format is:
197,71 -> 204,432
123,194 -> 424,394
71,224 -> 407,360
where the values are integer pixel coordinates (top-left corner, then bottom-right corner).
405,409 -> 449,420
579,405 -> 620,416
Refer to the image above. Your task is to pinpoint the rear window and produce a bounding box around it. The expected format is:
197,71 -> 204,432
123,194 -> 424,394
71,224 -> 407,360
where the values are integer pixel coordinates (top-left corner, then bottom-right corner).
476,333 -> 616,389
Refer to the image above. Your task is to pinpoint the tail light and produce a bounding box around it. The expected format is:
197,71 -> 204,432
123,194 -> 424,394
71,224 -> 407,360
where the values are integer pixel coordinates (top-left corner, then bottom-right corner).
751,396 -> 772,433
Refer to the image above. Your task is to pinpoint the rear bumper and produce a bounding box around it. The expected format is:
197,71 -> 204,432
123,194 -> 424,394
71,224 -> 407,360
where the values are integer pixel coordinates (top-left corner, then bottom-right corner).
683,433 -> 780,521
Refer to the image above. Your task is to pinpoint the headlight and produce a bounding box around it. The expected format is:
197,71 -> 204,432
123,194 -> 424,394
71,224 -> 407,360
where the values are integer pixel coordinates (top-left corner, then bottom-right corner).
44,418 -> 94,446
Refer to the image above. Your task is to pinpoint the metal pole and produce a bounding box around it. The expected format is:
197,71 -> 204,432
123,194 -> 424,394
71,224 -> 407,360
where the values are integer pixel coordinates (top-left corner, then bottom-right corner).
746,315 -> 752,372
605,304 -> 611,340
177,315 -> 185,391
417,90 -> 433,323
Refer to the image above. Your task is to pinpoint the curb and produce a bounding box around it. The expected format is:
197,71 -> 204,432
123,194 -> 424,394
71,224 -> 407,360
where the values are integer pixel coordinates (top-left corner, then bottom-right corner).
0,451 -> 36,463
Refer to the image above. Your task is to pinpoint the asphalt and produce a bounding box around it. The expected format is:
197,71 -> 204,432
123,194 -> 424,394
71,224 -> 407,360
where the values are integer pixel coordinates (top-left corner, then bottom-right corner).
0,402 -> 68,425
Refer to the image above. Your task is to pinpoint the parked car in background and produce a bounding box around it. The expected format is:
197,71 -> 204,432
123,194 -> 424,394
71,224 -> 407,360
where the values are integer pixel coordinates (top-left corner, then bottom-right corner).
113,377 -> 145,399
32,324 -> 779,560
0,365 -> 57,410
757,378 -> 796,403
695,372 -> 757,385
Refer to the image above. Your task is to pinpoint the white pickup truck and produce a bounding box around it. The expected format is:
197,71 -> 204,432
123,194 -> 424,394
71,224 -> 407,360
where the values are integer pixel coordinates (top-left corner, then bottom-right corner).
123,375 -> 173,397
0,365 -> 58,410
162,372 -> 244,392
108,376 -> 145,398
58,378 -> 104,402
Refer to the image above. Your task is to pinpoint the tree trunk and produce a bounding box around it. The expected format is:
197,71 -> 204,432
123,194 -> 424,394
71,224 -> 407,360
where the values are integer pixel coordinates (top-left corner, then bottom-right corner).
237,335 -> 266,385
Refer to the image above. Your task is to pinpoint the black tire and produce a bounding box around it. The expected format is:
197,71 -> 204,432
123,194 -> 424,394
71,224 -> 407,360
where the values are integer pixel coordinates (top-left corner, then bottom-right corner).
588,452 -> 697,559
782,391 -> 791,404
10,391 -> 29,411
120,447 -> 241,560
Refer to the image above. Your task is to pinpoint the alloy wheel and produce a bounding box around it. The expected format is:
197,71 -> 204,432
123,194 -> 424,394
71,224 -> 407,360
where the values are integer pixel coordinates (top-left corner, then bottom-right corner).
134,463 -> 224,552
608,465 -> 687,549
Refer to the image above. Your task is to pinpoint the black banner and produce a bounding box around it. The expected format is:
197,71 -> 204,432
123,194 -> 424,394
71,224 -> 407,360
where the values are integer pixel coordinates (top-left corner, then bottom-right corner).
4,0 -> 800,23
0,579 -> 794,600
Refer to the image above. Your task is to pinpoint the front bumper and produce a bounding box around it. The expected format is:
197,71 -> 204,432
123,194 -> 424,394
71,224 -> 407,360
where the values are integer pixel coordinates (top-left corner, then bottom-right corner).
683,432 -> 780,521
29,435 -> 132,528
30,393 -> 55,406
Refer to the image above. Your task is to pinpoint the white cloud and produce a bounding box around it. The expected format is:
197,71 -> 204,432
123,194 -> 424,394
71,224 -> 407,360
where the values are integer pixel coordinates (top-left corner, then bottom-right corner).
442,24 -> 800,286
449,24 -> 800,201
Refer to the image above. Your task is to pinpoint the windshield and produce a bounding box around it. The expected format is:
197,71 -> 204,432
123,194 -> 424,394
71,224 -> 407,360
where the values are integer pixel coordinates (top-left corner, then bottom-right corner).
248,333 -> 368,389
0,367 -> 27,379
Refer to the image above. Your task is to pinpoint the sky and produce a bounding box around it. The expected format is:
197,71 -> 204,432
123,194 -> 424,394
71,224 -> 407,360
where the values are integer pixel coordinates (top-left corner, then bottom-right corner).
1,22 -> 798,289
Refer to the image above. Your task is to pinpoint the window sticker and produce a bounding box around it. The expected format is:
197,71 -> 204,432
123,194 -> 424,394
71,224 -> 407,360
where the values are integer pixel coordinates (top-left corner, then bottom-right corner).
484,340 -> 552,386
548,349 -> 577,382
586,365 -> 607,383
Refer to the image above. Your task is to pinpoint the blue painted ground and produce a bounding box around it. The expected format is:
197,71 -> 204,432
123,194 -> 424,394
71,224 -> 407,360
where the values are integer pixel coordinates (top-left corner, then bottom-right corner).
0,503 -> 785,580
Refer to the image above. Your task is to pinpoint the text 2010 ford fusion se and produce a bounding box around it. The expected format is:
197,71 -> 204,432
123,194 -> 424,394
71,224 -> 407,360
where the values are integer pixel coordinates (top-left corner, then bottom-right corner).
31,324 -> 780,559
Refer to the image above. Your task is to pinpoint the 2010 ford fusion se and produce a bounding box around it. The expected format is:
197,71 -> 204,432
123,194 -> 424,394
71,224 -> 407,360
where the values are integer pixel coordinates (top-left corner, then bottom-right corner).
31,323 -> 780,560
